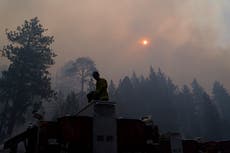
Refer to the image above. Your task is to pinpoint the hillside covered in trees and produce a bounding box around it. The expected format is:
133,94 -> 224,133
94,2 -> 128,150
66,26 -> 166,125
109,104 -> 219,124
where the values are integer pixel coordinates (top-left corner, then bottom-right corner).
0,18 -> 230,143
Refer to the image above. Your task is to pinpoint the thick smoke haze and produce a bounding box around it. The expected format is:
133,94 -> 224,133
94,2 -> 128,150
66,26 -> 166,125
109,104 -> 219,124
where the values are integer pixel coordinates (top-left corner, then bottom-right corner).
0,0 -> 230,91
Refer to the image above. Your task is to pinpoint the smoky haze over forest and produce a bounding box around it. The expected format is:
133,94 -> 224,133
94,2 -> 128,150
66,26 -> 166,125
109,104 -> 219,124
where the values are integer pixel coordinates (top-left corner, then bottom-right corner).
0,0 -> 230,90
1,0 -> 230,143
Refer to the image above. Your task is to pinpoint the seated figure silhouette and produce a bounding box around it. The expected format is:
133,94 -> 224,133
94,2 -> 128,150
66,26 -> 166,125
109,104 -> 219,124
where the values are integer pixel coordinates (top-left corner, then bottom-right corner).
87,71 -> 109,102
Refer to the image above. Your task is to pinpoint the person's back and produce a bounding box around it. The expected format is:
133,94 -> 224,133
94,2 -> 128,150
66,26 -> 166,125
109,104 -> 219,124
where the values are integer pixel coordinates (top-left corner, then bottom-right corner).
96,78 -> 109,101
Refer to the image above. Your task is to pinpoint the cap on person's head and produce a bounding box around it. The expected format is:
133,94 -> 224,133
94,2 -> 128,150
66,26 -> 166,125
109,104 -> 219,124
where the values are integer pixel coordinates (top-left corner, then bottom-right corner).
92,71 -> 100,78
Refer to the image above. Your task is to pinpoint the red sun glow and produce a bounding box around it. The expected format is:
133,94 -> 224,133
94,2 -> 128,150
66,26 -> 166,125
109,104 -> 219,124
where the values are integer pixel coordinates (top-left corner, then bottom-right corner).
142,40 -> 148,45
139,38 -> 150,46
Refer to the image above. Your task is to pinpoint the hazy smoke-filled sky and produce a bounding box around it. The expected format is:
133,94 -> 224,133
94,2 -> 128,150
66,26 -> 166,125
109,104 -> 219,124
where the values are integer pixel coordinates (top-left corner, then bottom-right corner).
0,0 -> 230,91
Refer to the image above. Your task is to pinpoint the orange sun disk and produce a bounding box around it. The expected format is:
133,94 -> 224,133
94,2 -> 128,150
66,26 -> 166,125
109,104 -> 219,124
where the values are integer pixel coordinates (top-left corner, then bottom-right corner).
141,39 -> 149,46
143,40 -> 148,45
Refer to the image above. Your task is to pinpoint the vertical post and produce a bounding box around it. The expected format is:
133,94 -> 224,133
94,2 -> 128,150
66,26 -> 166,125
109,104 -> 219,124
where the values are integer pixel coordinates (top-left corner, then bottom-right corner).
93,101 -> 117,153
170,133 -> 183,153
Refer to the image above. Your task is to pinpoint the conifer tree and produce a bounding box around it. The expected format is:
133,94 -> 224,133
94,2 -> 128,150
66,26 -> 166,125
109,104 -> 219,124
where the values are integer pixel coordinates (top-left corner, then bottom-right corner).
0,17 -> 56,139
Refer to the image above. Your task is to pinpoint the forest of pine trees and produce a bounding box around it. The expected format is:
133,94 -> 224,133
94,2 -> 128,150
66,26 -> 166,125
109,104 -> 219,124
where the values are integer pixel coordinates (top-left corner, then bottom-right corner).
1,18 -> 230,142
107,67 -> 230,140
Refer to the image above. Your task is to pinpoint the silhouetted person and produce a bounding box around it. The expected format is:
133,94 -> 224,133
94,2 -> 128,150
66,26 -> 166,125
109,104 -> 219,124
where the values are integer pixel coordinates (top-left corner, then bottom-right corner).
87,71 -> 109,102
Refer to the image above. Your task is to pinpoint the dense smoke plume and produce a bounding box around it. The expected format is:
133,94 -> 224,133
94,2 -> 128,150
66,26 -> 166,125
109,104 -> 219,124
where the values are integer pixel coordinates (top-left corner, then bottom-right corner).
0,0 -> 229,90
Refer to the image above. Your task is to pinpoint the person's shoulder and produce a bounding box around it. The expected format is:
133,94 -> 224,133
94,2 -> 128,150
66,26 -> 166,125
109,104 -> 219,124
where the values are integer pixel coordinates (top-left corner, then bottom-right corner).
100,78 -> 107,83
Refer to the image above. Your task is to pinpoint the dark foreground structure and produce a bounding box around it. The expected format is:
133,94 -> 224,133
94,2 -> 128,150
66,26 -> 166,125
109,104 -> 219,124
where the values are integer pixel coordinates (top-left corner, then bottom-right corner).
3,101 -> 230,153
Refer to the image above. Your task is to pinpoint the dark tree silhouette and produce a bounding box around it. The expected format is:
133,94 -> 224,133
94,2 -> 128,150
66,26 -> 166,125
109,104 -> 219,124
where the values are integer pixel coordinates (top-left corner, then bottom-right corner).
64,57 -> 97,94
213,81 -> 230,121
87,78 -> 95,93
191,79 -> 207,137
65,91 -> 80,115
0,64 -> 7,77
176,85 -> 196,138
131,71 -> 140,88
56,60 -> 78,94
191,79 -> 221,139
212,81 -> 230,138
0,17 -> 56,140
112,68 -> 224,139
116,76 -> 135,117
108,80 -> 116,100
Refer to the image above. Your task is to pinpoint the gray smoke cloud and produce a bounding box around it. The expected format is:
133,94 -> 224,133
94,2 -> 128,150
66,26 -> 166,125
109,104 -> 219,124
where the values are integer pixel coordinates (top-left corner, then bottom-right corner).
0,0 -> 230,91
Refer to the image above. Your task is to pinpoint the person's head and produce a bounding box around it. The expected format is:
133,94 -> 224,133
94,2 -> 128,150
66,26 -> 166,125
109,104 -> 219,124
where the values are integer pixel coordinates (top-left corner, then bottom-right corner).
92,71 -> 100,80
